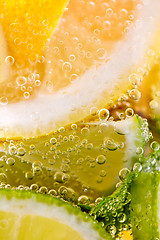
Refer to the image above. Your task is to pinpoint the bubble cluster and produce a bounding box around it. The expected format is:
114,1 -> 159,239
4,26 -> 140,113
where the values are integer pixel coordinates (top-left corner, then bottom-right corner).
0,115 -> 142,202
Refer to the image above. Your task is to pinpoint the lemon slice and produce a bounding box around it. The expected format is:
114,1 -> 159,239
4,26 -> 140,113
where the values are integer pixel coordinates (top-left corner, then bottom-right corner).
0,0 -> 159,138
0,189 -> 111,240
0,115 -> 149,201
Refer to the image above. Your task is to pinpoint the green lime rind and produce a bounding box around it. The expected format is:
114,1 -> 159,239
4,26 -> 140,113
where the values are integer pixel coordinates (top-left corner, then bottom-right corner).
90,171 -> 136,238
130,114 -> 149,162
0,188 -> 112,240
131,172 -> 160,240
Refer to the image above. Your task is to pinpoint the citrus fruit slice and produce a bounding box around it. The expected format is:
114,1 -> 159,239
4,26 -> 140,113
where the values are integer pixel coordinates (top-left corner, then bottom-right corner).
0,115 -> 149,201
0,188 -> 112,240
0,0 -> 160,138
0,0 -> 69,106
0,0 -> 69,67
132,59 -> 160,134
0,23 -> 10,84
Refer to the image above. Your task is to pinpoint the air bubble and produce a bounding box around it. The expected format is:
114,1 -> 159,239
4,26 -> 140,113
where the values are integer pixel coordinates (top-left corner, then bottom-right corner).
81,127 -> 89,136
136,147 -> 144,155
129,73 -> 140,85
62,62 -> 72,72
98,108 -> 110,121
149,100 -> 159,110
125,108 -> 134,117
97,48 -> 107,59
23,91 -> 30,99
9,146 -> 17,155
0,173 -> 7,183
17,147 -> 26,156
150,141 -> 159,151
95,197 -> 103,204
129,89 -> 141,101
70,74 -> 79,82
104,139 -> 118,151
71,124 -> 77,130
133,163 -> 142,173
96,155 -> 106,164
16,76 -> 27,86
0,97 -> 8,106
35,80 -> 41,86
78,195 -> 90,205
32,161 -> 43,168
59,127 -> 65,133
99,170 -> 106,177
6,157 -> 15,166
5,56 -> 14,65
25,171 -> 34,180
86,143 -> 93,150
39,186 -> 48,194
106,8 -> 113,16
33,167 -> 42,176
48,189 -> 57,196
50,137 -> 57,145
54,172 -> 65,183
119,168 -> 130,181
30,184 -> 39,191
118,213 -> 127,223
69,54 -> 76,62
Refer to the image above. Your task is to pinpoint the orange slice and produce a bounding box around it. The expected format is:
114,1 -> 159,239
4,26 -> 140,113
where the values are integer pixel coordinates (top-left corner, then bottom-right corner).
0,0 -> 160,138
0,0 -> 69,67
0,0 -> 69,104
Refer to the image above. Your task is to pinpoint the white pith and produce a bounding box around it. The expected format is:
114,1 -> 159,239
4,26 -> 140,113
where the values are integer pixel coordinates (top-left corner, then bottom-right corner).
0,0 -> 160,138
0,194 -> 108,240
113,117 -> 141,168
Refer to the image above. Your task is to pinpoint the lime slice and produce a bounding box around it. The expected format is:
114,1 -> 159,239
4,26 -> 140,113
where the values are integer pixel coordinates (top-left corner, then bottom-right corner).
0,115 -> 149,201
0,189 -> 111,240
131,172 -> 160,239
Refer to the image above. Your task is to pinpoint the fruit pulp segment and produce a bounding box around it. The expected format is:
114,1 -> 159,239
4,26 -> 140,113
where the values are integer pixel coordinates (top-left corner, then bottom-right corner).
0,211 -> 84,240
0,116 -> 144,201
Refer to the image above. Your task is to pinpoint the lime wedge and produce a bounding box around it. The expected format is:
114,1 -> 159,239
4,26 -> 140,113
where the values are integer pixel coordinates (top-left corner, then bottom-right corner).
0,189 -> 111,240
0,115 -> 149,201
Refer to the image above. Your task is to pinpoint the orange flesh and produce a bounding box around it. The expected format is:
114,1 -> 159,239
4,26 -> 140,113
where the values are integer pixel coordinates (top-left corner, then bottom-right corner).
118,230 -> 133,240
0,0 -> 69,102
0,0 -> 141,104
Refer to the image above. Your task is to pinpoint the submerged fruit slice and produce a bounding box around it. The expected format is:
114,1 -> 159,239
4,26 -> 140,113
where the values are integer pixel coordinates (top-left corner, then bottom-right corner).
0,115 -> 149,201
0,0 -> 160,138
132,59 -> 160,135
131,172 -> 160,239
0,0 -> 69,66
0,189 -> 112,240
0,24 -> 10,83
0,0 -> 69,105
